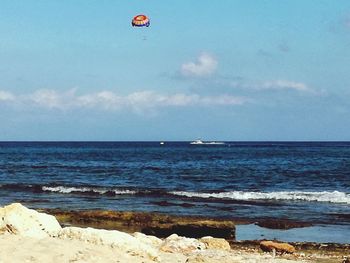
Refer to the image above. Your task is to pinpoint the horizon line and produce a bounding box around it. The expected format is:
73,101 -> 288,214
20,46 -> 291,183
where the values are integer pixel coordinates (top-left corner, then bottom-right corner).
0,140 -> 349,143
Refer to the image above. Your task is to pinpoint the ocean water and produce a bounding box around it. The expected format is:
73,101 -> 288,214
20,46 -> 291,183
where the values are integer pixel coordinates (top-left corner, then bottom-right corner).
0,142 -> 349,240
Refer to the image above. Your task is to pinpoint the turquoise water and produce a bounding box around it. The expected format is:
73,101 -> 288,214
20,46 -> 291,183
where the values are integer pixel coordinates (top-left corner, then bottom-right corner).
237,224 -> 349,244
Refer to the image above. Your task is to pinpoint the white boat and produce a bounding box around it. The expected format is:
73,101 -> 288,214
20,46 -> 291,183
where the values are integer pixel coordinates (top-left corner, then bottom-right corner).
160,142 -> 165,145
190,139 -> 225,145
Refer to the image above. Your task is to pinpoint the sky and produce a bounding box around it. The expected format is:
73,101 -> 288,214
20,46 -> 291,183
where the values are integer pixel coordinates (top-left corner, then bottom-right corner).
1,0 -> 350,141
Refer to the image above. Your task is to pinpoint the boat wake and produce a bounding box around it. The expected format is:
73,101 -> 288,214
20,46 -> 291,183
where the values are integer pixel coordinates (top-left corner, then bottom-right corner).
190,139 -> 225,145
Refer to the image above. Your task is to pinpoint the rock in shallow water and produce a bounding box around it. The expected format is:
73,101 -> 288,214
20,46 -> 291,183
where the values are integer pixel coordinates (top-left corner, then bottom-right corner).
0,203 -> 62,238
256,219 -> 312,230
44,208 -> 237,241
142,223 -> 235,240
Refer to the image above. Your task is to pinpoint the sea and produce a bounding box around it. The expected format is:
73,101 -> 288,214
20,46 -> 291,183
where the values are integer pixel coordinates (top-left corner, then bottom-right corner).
0,141 -> 349,243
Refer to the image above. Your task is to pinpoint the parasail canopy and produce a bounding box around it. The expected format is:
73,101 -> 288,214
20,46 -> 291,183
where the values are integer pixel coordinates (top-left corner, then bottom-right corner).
132,14 -> 150,27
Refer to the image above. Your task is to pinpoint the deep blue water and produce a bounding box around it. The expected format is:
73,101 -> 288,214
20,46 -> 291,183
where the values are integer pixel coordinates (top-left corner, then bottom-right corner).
0,142 -> 349,228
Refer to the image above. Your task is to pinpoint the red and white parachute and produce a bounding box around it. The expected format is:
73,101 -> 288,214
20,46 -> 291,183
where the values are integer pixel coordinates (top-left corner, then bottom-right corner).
132,14 -> 150,27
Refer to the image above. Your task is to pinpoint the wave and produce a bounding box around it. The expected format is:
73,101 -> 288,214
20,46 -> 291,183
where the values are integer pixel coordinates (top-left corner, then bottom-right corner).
1,183 -> 349,204
170,190 -> 350,204
41,186 -> 136,195
0,183 -> 137,196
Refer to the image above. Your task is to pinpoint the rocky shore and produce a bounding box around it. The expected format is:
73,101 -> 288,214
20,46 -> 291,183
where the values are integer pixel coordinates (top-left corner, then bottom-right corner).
41,208 -> 238,239
0,203 -> 349,263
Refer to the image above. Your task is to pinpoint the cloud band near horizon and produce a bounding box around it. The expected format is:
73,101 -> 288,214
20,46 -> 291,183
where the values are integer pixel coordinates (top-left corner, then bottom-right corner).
0,89 -> 248,112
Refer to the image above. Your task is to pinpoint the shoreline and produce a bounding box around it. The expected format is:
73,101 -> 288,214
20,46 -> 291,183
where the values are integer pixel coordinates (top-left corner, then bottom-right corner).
41,207 -> 350,245
0,203 -> 349,262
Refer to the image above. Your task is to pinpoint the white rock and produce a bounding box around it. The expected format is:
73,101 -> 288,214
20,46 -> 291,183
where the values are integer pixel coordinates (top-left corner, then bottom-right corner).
199,236 -> 231,250
160,234 -> 206,254
132,232 -> 163,247
59,227 -> 159,261
0,203 -> 62,238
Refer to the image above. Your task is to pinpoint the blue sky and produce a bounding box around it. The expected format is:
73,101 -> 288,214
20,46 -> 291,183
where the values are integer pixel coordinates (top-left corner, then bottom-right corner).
1,0 -> 350,140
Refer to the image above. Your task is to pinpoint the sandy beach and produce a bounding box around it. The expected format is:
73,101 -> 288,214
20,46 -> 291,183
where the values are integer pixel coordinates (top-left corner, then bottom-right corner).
0,203 -> 349,263
0,234 -> 318,263
1,235 -> 349,263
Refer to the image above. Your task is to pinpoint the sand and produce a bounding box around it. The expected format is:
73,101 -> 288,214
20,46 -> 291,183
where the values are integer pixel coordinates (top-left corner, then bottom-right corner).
0,232 -> 324,263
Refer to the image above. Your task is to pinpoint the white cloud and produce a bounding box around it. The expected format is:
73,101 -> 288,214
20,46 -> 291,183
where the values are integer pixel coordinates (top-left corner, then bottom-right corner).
125,91 -> 247,108
223,78 -> 320,95
260,80 -> 312,92
77,91 -> 123,110
0,91 -> 15,101
181,53 -> 218,77
0,89 -> 247,112
29,89 -> 76,110
200,95 -> 248,105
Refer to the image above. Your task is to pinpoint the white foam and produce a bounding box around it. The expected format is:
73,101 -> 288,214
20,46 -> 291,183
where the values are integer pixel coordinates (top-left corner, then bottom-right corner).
170,190 -> 350,204
113,189 -> 137,195
42,186 -> 136,195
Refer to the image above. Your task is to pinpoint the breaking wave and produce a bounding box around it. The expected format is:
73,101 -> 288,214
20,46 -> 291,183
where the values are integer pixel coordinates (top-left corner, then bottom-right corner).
170,190 -> 350,204
1,183 -> 349,204
42,186 -> 136,195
